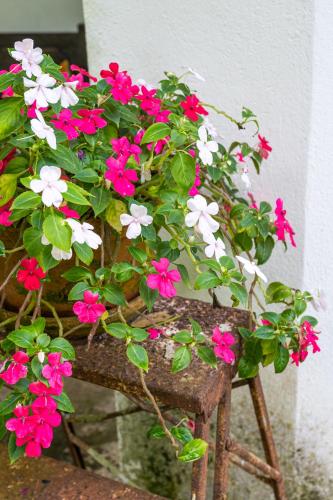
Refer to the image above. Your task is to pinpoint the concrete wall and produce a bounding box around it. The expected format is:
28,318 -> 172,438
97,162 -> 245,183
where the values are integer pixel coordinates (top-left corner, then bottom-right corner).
0,0 -> 83,33
82,0 -> 333,495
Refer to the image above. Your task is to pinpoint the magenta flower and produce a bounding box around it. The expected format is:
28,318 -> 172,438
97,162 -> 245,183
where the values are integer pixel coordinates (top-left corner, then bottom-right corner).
41,353 -> 72,390
105,157 -> 138,197
146,258 -> 181,298
76,108 -> 107,134
0,351 -> 29,385
70,64 -> 97,82
0,202 -> 13,227
274,198 -> 296,247
58,205 -> 80,219
51,109 -> 81,140
73,290 -> 106,324
257,134 -> 272,159
212,327 -> 236,365
188,164 -> 201,196
155,109 -> 171,123
137,86 -> 161,115
6,405 -> 34,439
147,137 -> 169,155
100,62 -> 120,82
111,72 -> 139,104
111,136 -> 142,164
147,327 -> 164,340
180,94 -> 208,122
29,381 -> 61,412
30,407 -> 61,449
134,129 -> 145,145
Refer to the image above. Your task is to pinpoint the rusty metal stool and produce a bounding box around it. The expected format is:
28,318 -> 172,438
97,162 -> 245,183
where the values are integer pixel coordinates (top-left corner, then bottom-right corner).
69,296 -> 286,500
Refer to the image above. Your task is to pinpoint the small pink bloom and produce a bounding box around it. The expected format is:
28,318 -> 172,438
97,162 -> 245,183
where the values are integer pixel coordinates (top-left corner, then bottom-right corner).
42,353 -> 72,391
58,205 -> 80,219
147,137 -> 169,155
70,64 -> 97,82
6,406 -> 34,439
0,351 -> 29,385
146,258 -> 181,298
248,192 -> 259,210
51,109 -> 81,140
155,109 -> 171,123
0,203 -> 13,227
235,152 -> 246,163
187,419 -> 196,432
100,62 -> 120,82
180,94 -> 208,122
137,86 -> 161,115
26,101 -> 48,118
29,381 -> 61,412
105,157 -> 138,197
73,290 -> 106,324
111,136 -> 142,164
188,164 -> 201,196
212,327 -> 236,365
100,63 -> 139,104
134,129 -> 145,145
76,108 -> 107,135
147,327 -> 164,340
257,135 -> 272,159
274,198 -> 296,247
17,258 -> 46,291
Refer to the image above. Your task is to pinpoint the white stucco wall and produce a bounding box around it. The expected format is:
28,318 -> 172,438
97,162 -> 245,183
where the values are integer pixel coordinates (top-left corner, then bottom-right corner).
82,0 -> 333,488
0,0 -> 83,33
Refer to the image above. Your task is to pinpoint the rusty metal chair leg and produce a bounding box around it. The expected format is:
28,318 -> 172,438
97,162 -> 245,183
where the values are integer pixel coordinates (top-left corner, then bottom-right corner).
62,417 -> 86,469
249,376 -> 287,500
191,413 -> 210,500
213,370 -> 232,500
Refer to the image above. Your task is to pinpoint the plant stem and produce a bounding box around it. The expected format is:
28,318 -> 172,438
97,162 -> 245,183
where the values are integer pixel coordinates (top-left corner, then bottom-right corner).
31,285 -> 43,321
15,292 -> 32,329
41,299 -> 63,337
0,257 -> 25,293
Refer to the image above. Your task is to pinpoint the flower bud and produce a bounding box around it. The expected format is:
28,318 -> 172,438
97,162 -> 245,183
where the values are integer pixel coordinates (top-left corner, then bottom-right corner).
37,351 -> 45,363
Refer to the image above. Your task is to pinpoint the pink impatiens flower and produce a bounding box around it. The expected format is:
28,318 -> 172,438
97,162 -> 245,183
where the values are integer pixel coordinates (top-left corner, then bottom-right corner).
105,157 -> 138,197
274,198 -> 296,247
111,136 -> 141,164
42,352 -> 72,391
17,258 -> 46,291
100,63 -> 139,104
146,258 -> 181,298
155,109 -> 171,123
58,205 -> 80,219
51,109 -> 81,140
73,290 -> 106,324
180,94 -> 208,122
76,108 -> 107,135
137,86 -> 161,115
29,381 -> 61,412
257,134 -> 272,159
291,321 -> 320,367
6,405 -> 34,439
0,351 -> 29,385
0,202 -> 13,227
147,327 -> 164,340
212,327 -> 236,365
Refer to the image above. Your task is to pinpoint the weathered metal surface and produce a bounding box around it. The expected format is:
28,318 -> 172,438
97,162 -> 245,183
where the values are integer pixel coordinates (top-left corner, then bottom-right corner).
249,376 -> 287,500
0,444 -> 164,499
73,297 -> 250,419
191,413 -> 210,500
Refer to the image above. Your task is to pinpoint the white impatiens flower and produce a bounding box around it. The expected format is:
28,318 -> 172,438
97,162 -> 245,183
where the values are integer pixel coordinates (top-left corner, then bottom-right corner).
240,167 -> 251,189
52,81 -> 79,108
30,110 -> 57,150
23,73 -> 57,108
11,38 -> 43,78
66,219 -> 102,249
203,233 -> 226,261
196,126 -> 218,166
187,67 -> 206,82
30,166 -> 67,208
203,116 -> 218,139
120,204 -> 153,239
236,255 -> 268,283
185,194 -> 219,237
41,235 -> 73,261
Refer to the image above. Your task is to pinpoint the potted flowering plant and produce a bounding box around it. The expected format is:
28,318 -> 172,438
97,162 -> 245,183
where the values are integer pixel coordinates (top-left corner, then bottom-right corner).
0,39 -> 320,464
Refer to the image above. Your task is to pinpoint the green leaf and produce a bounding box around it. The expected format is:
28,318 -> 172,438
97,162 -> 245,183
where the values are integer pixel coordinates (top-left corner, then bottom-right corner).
91,186 -> 112,216
238,358 -> 259,378
37,333 -> 51,348
194,271 -> 220,290
62,266 -> 92,282
31,355 -> 43,379
49,338 -> 75,360
176,263 -> 190,287
197,346 -> 217,367
128,247 -> 147,264
219,256 -> 236,270
178,439 -> 208,462
5,156 -> 29,174
8,432 -> 25,464
274,345 -> 290,373
266,282 -> 292,304
0,71 -> 16,92
53,392 -> 75,413
139,276 -> 158,312
173,330 -> 193,344
229,282 -> 248,305
172,346 -> 191,373
141,123 -> 171,144
63,182 -> 91,206
147,424 -> 165,439
103,283 -> 126,305
126,343 -> 149,371
11,191 -> 41,210
7,330 -> 36,349
23,227 -> 44,257
105,198 -> 127,232
130,328 -> 149,342
171,152 -> 195,190
0,416 -> 6,441
68,282 -> 89,301
49,144 -> 81,174
261,312 -> 280,325
171,426 -> 193,444
0,393 -> 22,416
255,235 -> 274,265
253,326 -> 275,339
0,98 -> 25,141
73,242 -> 94,266
74,168 -> 99,184
105,322 -> 128,339
43,213 -> 72,251
0,173 -> 17,207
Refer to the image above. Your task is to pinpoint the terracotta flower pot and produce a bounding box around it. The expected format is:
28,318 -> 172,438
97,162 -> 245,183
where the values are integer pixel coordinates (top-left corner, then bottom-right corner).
0,223 -> 140,318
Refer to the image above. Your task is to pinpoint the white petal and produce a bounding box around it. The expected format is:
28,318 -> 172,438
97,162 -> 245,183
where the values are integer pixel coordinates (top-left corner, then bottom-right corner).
23,77 -> 37,88
204,244 -> 215,258
46,130 -> 57,150
187,194 -> 207,212
198,126 -> 207,143
120,214 -> 134,226
41,186 -> 63,208
24,87 -> 38,105
41,235 -> 50,246
35,91 -> 48,109
40,166 -> 61,181
55,179 -> 67,193
185,211 -> 200,228
38,73 -> 56,88
44,87 -> 60,104
198,213 -> 219,235
199,148 -> 213,166
52,246 -> 72,261
85,230 -> 102,249
255,267 -> 268,283
236,255 -> 248,266
206,201 -> 219,215
30,179 -> 46,193
207,141 -> 218,153
126,222 -> 142,239
203,232 -> 215,244
140,215 -> 153,226
130,204 -> 147,218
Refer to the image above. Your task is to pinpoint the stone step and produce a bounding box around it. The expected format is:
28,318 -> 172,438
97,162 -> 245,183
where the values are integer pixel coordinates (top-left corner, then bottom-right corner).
0,445 -> 165,500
